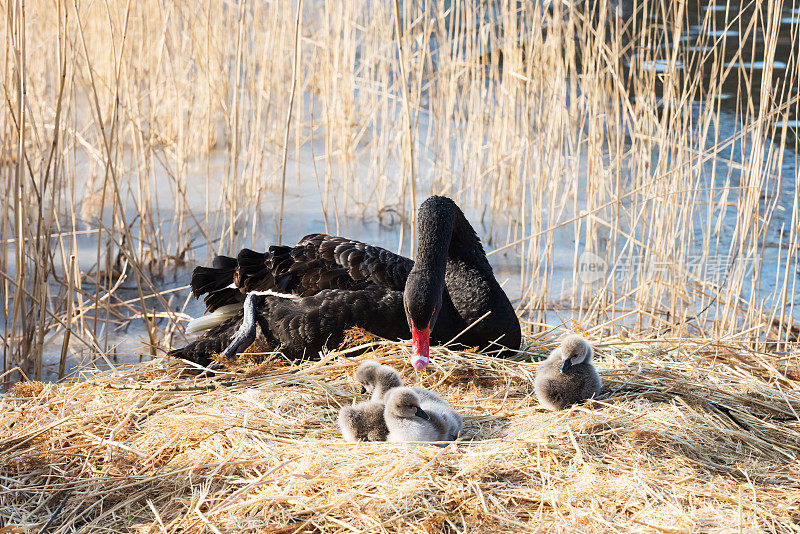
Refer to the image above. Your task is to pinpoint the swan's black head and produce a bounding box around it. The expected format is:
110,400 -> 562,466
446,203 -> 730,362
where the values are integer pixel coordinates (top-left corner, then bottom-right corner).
403,196 -> 461,370
403,270 -> 443,370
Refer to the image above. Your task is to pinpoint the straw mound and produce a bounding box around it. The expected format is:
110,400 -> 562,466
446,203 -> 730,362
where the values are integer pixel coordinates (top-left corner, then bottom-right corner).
2,336 -> 800,533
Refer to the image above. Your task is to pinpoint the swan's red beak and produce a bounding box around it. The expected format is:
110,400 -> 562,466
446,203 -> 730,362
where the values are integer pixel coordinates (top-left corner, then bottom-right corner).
411,325 -> 430,370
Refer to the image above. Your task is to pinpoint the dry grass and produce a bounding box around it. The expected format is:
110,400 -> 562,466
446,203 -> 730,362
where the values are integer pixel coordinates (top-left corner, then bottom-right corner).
2,333 -> 800,532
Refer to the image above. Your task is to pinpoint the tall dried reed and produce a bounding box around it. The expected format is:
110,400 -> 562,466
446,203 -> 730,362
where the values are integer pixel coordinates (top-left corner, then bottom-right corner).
1,0 -> 798,381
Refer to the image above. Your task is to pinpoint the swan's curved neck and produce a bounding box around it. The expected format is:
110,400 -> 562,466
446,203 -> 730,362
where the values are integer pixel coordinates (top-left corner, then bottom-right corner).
413,196 -> 489,275
414,200 -> 454,275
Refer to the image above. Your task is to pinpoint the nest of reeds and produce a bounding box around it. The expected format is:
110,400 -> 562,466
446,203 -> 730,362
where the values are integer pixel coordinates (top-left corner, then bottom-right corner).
2,333 -> 800,533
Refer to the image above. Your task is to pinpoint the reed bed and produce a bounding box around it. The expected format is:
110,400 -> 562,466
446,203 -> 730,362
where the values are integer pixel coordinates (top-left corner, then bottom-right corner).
2,332 -> 800,532
1,0 -> 798,381
2,1 -> 799,529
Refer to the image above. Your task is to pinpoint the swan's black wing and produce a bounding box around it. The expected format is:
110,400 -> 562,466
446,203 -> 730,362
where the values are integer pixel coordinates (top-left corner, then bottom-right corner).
296,234 -> 413,291
191,234 -> 413,311
170,287 -> 408,366
261,286 -> 408,358
168,310 -> 250,366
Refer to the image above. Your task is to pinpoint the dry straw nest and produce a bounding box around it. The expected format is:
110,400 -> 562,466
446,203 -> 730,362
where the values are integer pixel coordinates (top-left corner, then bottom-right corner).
2,333 -> 800,533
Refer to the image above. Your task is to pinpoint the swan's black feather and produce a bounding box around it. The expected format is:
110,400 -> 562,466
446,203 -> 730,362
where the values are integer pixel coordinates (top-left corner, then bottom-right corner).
169,311 -> 245,365
202,287 -> 245,312
171,287 -> 407,366
190,264 -> 235,298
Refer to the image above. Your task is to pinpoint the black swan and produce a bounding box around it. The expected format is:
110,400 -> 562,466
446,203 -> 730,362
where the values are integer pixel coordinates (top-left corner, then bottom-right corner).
169,195 -> 521,370
534,334 -> 602,410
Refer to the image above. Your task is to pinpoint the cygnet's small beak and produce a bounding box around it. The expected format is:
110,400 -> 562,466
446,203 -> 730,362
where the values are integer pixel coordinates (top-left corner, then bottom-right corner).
415,406 -> 430,420
561,359 -> 572,373
360,386 -> 367,394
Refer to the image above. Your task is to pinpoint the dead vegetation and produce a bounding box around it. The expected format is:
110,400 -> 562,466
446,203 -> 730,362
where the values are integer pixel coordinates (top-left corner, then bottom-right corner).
1,0 -> 798,528
2,334 -> 799,532
1,0 -> 798,381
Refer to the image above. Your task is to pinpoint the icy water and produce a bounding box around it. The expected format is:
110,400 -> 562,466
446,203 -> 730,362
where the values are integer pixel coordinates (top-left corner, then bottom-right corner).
619,0 -> 799,292
15,0 -> 800,381
661,0 -> 799,143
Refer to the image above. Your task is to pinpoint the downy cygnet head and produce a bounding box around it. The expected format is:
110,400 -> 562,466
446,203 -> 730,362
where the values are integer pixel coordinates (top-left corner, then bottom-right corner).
385,388 -> 430,420
558,334 -> 594,373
